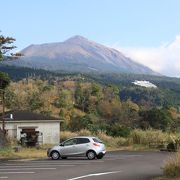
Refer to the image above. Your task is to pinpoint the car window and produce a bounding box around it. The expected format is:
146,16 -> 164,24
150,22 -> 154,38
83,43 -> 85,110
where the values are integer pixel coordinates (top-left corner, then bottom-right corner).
93,138 -> 103,144
63,138 -> 77,146
77,138 -> 90,144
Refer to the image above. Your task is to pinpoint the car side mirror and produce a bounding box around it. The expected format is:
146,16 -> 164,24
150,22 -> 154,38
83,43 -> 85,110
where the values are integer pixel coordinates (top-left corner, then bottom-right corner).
60,143 -> 64,146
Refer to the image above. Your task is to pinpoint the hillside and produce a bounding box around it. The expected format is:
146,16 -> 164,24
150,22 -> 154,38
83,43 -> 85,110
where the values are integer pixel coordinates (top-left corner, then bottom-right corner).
3,77 -> 180,134
1,35 -> 158,75
0,64 -> 179,137
0,65 -> 180,108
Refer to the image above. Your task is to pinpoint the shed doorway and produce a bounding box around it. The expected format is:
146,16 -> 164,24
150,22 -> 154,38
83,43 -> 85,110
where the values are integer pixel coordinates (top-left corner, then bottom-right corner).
20,128 -> 39,147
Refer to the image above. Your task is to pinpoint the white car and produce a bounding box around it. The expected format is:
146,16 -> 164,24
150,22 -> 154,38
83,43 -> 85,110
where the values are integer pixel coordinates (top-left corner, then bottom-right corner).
47,136 -> 106,160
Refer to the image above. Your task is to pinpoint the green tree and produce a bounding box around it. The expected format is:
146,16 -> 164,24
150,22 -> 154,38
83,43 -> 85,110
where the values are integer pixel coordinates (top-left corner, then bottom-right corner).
0,32 -> 22,90
107,123 -> 131,137
140,108 -> 173,131
28,92 -> 43,111
0,72 -> 10,89
4,88 -> 16,108
54,90 -> 73,109
91,83 -> 103,99
0,32 -> 22,61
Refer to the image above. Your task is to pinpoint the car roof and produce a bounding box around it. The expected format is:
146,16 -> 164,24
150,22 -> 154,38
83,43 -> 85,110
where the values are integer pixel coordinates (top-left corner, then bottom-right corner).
68,136 -> 96,139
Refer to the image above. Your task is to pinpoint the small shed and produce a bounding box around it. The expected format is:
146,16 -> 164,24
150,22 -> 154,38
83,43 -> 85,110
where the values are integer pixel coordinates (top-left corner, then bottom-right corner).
0,111 -> 62,145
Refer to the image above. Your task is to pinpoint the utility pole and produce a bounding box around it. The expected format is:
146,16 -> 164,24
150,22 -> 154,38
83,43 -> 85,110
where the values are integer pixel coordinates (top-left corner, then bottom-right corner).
0,89 -> 5,134
2,90 -> 5,133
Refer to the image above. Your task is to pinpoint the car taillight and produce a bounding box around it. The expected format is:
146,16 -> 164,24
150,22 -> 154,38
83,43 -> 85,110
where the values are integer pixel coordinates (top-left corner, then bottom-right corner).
93,143 -> 100,147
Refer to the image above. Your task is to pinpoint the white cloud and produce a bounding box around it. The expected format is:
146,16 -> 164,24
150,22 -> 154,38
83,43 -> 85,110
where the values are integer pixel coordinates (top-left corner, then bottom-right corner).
112,36 -> 180,77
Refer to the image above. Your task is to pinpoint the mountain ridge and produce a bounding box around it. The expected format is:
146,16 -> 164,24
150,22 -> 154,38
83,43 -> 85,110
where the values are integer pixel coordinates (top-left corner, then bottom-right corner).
2,35 -> 159,75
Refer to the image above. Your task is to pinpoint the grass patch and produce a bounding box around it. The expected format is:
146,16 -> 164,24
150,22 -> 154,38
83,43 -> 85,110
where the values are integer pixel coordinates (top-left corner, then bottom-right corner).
14,148 -> 47,159
0,146 -> 49,159
0,147 -> 14,158
163,151 -> 180,178
130,129 -> 171,146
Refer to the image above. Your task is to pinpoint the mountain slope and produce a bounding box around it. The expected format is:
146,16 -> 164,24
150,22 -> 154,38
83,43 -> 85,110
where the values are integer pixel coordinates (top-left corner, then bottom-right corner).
2,35 -> 158,75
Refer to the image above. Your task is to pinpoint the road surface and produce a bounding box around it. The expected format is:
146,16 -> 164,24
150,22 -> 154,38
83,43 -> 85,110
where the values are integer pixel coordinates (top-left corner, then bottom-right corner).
0,151 -> 172,180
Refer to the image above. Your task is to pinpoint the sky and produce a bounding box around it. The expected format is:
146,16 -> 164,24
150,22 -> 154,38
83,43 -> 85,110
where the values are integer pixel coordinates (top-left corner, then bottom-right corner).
1,0 -> 180,77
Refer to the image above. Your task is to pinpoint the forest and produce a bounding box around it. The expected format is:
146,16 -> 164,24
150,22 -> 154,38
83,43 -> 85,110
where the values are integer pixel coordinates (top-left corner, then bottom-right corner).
2,73 -> 180,137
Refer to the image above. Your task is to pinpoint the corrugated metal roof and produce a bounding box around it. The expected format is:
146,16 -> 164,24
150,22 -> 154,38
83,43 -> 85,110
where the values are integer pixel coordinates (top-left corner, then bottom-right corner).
1,111 -> 60,121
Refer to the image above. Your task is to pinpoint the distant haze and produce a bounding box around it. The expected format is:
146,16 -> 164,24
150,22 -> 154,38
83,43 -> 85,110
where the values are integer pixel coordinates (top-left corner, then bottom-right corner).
113,35 -> 180,77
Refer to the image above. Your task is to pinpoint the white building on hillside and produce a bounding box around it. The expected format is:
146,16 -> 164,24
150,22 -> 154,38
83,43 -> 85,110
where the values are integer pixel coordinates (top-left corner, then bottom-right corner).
132,80 -> 157,88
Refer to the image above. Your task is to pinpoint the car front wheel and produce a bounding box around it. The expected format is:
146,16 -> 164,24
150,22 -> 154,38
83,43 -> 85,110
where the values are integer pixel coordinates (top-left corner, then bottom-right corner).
61,157 -> 67,159
87,151 -> 96,160
97,154 -> 104,159
51,151 -> 60,160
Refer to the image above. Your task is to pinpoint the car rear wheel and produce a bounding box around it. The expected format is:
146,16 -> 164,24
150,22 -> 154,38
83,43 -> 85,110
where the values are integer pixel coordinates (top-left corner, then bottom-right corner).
51,151 -> 60,160
87,151 -> 96,160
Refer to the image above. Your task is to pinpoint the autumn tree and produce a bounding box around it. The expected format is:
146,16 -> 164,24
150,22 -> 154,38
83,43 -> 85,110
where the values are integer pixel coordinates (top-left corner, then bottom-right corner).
103,85 -> 119,102
74,82 -> 91,112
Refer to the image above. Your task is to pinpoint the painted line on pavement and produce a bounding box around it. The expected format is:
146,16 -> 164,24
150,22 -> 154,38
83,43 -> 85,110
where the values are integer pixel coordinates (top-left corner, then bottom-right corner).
0,172 -> 35,174
67,171 -> 122,180
4,163 -> 90,167
105,155 -> 143,158
2,165 -> 75,168
105,158 -> 125,161
0,168 -> 56,171
19,160 -> 104,163
27,160 -> 104,164
0,177 -> 8,179
121,155 -> 143,157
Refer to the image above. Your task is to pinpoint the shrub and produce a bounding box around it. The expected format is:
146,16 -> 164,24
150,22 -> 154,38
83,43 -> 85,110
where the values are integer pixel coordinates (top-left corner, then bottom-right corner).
140,108 -> 173,131
107,124 -> 131,137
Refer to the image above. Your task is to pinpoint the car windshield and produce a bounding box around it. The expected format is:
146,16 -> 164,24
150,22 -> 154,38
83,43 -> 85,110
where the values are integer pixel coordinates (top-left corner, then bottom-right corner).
93,138 -> 103,144
63,138 -> 77,146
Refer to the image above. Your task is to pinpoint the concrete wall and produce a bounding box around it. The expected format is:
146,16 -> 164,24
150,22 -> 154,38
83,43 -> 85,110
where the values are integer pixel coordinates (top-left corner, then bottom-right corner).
0,121 -> 60,144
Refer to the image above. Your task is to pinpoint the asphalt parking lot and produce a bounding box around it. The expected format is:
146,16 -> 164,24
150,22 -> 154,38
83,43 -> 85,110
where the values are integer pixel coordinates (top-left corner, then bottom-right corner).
0,151 -> 171,180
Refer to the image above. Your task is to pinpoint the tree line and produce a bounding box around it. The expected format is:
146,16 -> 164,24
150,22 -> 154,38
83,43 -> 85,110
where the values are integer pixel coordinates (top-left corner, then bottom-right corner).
4,78 -> 180,137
